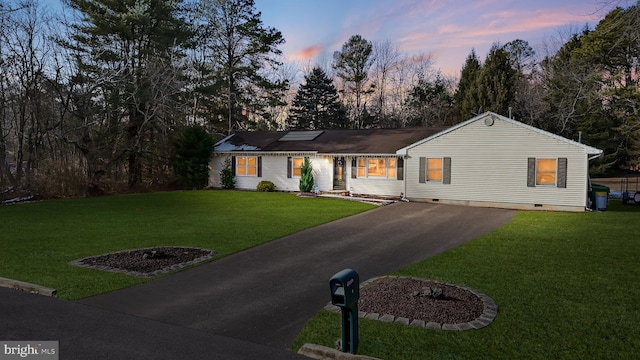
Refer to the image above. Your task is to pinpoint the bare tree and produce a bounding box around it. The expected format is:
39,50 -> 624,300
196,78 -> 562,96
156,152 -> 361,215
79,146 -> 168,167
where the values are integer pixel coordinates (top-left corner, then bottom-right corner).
0,0 -> 57,192
194,0 -> 285,134
371,39 -> 401,126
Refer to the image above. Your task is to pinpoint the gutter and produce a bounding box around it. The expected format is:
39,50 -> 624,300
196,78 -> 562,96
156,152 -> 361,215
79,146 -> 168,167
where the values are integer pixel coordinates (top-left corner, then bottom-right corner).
588,152 -> 604,161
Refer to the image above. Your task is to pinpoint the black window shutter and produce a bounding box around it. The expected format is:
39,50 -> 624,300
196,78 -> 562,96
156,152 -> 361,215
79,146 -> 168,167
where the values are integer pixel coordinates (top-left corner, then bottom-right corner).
419,157 -> 426,183
397,157 -> 404,180
231,156 -> 236,175
443,157 -> 451,184
351,157 -> 357,179
527,158 -> 536,187
257,156 -> 262,177
287,157 -> 292,178
557,158 -> 567,188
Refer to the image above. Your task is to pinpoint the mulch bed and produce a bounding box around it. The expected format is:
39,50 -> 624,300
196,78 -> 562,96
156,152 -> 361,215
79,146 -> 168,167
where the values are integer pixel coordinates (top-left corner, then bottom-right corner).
358,277 -> 485,325
70,246 -> 217,277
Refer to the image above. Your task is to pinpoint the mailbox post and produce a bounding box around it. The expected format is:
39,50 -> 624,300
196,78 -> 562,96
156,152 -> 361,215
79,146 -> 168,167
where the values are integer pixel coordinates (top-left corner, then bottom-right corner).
329,269 -> 359,354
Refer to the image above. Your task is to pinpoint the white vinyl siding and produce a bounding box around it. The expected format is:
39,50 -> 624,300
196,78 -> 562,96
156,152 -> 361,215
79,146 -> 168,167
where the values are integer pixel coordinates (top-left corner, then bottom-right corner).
211,154 -> 331,192
213,154 -> 400,195
405,117 -> 589,209
349,156 -> 404,196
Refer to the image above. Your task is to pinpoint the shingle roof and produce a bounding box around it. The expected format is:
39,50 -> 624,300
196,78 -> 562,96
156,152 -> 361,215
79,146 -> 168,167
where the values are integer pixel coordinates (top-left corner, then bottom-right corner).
215,128 -> 448,155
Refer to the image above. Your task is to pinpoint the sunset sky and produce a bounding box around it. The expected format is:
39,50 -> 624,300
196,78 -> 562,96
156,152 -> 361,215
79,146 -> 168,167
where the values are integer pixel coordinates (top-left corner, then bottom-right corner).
253,0 -> 619,76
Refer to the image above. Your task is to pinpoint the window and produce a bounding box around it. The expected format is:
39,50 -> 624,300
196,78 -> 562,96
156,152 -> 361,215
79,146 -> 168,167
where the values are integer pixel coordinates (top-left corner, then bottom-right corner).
287,156 -> 308,178
354,157 -> 398,179
388,158 -> 397,178
292,157 -> 304,177
367,158 -> 386,177
426,158 -> 443,181
236,156 -> 257,176
357,158 -> 366,177
527,158 -> 566,188
419,157 -> 451,184
536,159 -> 556,185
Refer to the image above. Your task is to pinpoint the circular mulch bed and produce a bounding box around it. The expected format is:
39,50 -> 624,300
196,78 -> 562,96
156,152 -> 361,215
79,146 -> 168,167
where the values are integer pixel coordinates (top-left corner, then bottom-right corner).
69,246 -> 217,277
326,276 -> 498,330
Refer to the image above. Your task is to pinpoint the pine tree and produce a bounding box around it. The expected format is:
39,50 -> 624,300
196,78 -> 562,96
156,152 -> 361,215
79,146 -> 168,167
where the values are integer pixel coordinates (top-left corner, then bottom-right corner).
288,67 -> 346,129
333,35 -> 374,128
172,126 -> 215,190
475,44 -> 517,117
578,5 -> 640,172
406,72 -> 456,127
456,49 -> 482,118
66,0 -> 192,188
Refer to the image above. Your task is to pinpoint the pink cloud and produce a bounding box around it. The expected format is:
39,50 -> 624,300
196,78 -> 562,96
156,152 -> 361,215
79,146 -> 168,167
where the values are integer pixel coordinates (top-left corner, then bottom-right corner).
291,44 -> 324,60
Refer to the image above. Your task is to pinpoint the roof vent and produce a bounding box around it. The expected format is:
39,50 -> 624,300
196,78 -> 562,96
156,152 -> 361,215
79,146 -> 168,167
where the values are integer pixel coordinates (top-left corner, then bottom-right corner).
484,117 -> 494,126
279,130 -> 324,141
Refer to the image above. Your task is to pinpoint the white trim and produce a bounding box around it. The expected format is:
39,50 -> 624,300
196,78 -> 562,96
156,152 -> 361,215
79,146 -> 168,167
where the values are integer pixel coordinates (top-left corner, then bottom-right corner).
216,151 -> 317,156
215,151 -> 399,158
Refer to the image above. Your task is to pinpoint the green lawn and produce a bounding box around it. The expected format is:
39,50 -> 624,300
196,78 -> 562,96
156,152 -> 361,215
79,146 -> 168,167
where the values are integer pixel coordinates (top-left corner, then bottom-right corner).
0,190 -> 375,300
293,201 -> 640,359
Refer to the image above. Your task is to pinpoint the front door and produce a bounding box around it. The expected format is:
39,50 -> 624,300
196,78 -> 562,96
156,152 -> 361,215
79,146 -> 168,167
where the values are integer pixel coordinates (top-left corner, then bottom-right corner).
333,157 -> 346,190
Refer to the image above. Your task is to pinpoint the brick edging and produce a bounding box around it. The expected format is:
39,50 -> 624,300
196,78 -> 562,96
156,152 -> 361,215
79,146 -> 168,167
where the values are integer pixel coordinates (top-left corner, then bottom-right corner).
324,276 -> 498,331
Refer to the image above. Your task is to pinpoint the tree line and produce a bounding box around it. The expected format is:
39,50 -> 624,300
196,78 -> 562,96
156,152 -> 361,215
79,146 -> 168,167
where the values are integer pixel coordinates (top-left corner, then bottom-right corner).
0,0 -> 637,200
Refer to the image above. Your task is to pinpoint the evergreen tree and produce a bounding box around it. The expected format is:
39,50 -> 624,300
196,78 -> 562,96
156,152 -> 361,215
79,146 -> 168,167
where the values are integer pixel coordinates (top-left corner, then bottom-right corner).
66,0 -> 192,188
299,157 -> 314,192
456,49 -> 482,118
333,35 -> 374,128
406,72 -> 456,127
578,5 -> 640,172
475,44 -> 517,117
288,67 -> 346,129
172,126 -> 215,189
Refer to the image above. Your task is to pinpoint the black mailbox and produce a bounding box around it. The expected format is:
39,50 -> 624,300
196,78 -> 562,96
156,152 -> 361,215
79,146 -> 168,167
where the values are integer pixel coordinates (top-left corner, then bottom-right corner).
330,268 -> 359,307
329,268 -> 360,354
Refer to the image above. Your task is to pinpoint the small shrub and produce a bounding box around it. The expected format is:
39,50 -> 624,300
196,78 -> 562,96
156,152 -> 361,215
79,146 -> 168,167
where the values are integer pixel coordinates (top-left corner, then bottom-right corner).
257,180 -> 276,192
220,158 -> 236,189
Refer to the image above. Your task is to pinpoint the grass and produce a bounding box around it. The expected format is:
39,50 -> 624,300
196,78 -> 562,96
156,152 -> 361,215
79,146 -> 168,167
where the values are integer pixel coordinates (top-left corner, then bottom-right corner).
292,201 -> 640,359
0,190 -> 375,300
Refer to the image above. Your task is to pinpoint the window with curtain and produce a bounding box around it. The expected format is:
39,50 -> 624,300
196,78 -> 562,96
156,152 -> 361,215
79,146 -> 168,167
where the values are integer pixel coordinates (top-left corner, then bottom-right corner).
536,159 -> 556,185
355,157 -> 398,178
426,158 -> 443,181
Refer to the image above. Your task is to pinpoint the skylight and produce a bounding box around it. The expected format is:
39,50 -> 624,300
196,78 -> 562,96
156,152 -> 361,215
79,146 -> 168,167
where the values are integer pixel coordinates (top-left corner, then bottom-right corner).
278,130 -> 324,141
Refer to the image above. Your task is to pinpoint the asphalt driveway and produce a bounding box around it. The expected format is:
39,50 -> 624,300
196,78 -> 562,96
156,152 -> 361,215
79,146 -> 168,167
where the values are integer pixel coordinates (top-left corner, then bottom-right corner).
79,202 -> 515,349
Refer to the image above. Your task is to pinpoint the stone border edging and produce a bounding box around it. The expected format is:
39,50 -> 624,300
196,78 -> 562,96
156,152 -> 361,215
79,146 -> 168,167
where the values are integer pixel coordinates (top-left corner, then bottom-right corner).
298,343 -> 383,360
69,246 -> 217,278
324,276 -> 498,331
0,276 -> 57,297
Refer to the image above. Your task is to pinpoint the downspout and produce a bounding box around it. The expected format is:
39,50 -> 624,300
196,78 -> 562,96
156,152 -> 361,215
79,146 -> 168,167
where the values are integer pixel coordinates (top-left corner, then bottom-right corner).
585,151 -> 603,210
401,153 -> 410,202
